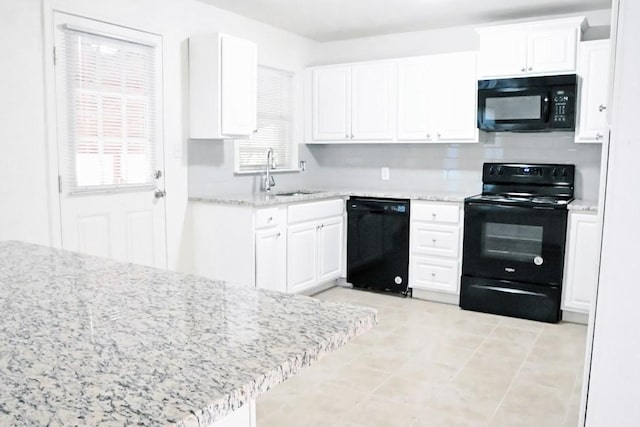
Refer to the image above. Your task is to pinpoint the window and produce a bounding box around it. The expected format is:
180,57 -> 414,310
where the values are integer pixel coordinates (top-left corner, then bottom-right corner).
57,22 -> 160,192
235,66 -> 295,173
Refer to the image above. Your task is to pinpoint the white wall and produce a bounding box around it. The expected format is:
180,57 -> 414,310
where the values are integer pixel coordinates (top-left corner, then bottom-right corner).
0,0 -> 313,269
585,0 -> 640,424
0,1 -> 53,246
311,9 -> 612,65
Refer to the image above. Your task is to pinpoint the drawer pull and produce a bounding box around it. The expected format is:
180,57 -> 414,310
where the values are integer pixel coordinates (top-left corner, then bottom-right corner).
432,238 -> 437,243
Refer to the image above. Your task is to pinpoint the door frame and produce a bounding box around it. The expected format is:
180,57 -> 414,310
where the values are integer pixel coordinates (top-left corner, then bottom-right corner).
40,1 -> 168,267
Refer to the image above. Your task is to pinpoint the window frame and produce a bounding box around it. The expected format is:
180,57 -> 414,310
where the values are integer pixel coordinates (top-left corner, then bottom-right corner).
234,65 -> 299,174
53,12 -> 164,195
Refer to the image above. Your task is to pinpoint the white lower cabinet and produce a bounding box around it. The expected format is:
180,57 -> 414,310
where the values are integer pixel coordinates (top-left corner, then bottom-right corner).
190,198 -> 344,295
562,212 -> 600,313
409,201 -> 463,295
287,204 -> 345,294
287,221 -> 320,293
255,226 -> 287,293
411,256 -> 459,293
318,216 -> 345,282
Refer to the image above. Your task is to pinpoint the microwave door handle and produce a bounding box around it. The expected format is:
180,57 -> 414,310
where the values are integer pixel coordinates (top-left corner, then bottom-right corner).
543,94 -> 551,122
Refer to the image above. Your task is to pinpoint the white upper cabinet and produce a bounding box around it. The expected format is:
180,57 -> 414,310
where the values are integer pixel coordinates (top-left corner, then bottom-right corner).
397,52 -> 477,142
477,29 -> 529,78
477,17 -> 586,78
189,33 -> 257,139
575,40 -> 611,143
311,62 -> 395,142
434,53 -> 478,142
350,62 -> 396,140
397,57 -> 434,140
312,65 -> 351,141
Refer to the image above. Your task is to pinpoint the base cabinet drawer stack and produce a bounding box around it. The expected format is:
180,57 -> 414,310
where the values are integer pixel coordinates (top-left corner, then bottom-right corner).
409,201 -> 463,295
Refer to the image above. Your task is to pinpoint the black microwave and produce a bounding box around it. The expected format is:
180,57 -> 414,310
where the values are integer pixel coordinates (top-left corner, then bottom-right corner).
477,74 -> 577,132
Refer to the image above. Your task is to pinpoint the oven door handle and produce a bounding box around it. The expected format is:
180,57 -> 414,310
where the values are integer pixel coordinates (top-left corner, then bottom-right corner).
471,284 -> 548,298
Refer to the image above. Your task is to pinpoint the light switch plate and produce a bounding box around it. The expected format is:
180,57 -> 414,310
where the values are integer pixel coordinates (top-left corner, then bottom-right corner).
381,167 -> 390,181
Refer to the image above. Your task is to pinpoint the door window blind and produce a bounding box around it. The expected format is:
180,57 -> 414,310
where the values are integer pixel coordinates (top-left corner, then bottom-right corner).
236,67 -> 294,172
60,26 -> 159,192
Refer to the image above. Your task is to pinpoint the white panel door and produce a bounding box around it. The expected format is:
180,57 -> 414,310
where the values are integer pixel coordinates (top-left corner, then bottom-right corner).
54,13 -> 167,269
478,29 -> 528,77
255,227 -> 286,293
317,216 -> 344,283
312,66 -> 350,141
435,53 -> 478,142
397,57 -> 434,140
287,221 -> 318,293
576,40 -> 611,143
562,213 -> 600,313
527,28 -> 578,75
350,62 -> 396,140
221,34 -> 258,136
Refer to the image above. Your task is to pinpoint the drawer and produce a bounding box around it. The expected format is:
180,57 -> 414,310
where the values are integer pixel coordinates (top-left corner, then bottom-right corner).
411,201 -> 460,224
255,207 -> 283,229
288,198 -> 344,224
410,256 -> 459,294
411,223 -> 460,258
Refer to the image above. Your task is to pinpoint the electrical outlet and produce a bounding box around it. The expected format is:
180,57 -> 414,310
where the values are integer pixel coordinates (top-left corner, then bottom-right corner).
381,167 -> 390,181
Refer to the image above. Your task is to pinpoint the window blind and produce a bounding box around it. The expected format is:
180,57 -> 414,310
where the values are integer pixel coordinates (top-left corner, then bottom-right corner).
237,66 -> 294,172
60,26 -> 159,192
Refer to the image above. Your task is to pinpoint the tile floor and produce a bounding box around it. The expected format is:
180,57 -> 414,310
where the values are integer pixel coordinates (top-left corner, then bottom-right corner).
257,287 -> 587,427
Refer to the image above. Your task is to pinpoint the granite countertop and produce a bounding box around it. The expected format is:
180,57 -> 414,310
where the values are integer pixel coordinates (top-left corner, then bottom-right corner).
189,189 -> 470,207
0,241 -> 376,426
568,199 -> 598,212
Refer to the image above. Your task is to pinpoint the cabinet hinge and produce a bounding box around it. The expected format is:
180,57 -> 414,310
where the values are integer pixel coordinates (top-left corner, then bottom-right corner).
53,46 -> 57,66
58,175 -> 62,193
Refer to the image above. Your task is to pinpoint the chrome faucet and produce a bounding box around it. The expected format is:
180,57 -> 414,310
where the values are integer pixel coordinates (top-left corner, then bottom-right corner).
263,148 -> 276,193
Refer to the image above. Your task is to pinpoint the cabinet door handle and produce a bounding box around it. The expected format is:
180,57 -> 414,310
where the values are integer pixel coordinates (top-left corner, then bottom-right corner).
431,213 -> 437,219
431,272 -> 436,277
350,133 -> 354,139
437,132 -> 441,139
426,133 -> 431,139
320,224 -> 324,229
596,132 -> 604,140
268,216 -> 273,222
528,66 -> 533,71
521,67 -> 526,72
432,238 -> 437,244
599,104 -> 607,112
345,134 -> 349,139
276,232 -> 281,238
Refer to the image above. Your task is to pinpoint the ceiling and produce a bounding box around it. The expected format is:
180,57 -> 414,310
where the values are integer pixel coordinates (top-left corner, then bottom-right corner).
200,0 -> 610,42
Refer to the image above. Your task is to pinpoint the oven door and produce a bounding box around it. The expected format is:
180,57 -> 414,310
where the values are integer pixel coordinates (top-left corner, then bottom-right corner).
462,202 -> 568,285
478,86 -> 551,131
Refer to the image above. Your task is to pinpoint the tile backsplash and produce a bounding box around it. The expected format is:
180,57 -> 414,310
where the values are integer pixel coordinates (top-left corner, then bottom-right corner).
188,132 -> 602,201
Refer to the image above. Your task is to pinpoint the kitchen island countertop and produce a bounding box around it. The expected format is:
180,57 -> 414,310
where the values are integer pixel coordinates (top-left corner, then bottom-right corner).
0,241 -> 376,426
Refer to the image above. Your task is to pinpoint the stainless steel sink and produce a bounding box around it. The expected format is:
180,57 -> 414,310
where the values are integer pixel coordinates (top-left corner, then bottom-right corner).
273,190 -> 322,197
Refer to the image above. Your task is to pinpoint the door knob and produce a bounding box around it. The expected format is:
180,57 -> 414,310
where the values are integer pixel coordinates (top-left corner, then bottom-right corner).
154,189 -> 166,199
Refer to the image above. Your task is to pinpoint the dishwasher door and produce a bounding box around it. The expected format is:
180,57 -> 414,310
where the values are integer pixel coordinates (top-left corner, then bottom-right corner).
347,197 -> 410,294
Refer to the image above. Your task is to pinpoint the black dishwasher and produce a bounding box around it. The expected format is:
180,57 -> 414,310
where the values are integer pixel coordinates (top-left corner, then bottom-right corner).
347,197 -> 410,294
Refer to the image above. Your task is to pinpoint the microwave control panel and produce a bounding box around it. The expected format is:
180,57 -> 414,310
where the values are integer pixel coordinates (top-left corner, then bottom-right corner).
551,87 -> 576,128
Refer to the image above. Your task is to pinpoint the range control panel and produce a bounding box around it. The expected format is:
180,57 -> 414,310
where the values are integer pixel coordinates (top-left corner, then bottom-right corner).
483,163 -> 575,186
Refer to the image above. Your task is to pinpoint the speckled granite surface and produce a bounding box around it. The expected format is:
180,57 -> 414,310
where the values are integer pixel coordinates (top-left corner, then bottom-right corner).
189,189 -> 469,207
0,241 -> 376,426
568,199 -> 598,212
